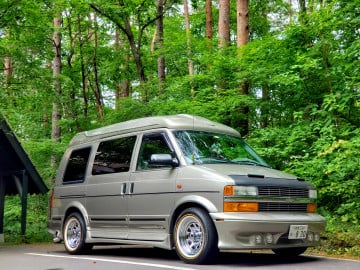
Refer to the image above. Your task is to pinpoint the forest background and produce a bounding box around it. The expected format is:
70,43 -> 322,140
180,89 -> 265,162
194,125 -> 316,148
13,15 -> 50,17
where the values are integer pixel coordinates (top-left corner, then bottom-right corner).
0,0 -> 359,257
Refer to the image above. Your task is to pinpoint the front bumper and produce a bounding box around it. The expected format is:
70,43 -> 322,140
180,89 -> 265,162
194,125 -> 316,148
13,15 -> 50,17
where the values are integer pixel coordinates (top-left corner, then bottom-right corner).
211,212 -> 326,250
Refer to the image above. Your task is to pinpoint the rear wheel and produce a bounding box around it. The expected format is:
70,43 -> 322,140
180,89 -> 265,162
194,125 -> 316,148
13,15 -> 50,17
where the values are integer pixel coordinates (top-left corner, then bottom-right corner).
272,247 -> 307,257
63,212 -> 88,254
174,207 -> 218,264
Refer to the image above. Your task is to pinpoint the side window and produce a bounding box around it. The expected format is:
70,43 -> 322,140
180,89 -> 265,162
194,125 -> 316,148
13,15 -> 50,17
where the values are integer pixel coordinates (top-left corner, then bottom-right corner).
63,147 -> 91,183
92,136 -> 136,175
137,133 -> 174,170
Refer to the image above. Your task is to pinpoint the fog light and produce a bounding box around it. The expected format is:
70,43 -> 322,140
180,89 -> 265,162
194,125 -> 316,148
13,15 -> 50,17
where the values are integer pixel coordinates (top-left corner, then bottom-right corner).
307,232 -> 314,242
255,234 -> 263,244
265,233 -> 273,244
314,233 -> 320,242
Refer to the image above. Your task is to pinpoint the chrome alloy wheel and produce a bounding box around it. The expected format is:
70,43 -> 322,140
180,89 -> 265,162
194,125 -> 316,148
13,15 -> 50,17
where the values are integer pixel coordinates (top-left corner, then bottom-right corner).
176,214 -> 205,259
65,217 -> 82,251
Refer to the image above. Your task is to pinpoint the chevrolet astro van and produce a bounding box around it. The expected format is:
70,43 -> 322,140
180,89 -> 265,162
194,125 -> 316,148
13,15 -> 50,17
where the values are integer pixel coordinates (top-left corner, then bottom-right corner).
48,114 -> 326,264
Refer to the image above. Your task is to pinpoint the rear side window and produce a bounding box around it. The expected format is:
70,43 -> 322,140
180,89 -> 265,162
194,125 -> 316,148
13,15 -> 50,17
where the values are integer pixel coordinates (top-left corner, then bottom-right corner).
92,136 -> 136,175
63,147 -> 91,183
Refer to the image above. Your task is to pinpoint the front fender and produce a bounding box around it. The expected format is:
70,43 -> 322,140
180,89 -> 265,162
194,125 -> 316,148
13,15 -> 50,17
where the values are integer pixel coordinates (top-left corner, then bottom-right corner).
173,194 -> 219,213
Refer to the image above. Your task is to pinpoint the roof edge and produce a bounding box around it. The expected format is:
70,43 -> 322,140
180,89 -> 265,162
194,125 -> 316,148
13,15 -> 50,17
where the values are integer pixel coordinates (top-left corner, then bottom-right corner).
0,114 -> 48,194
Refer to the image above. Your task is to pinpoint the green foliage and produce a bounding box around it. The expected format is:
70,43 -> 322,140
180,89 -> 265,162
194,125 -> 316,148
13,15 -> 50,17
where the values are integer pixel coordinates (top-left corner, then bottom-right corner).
4,195 -> 51,243
317,231 -> 360,257
249,114 -> 360,232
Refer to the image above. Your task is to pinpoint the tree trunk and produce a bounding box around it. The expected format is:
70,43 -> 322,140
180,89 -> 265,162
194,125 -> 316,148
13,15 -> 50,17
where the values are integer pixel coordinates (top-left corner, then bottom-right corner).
92,12 -> 104,120
114,29 -> 121,105
236,0 -> 250,135
4,57 -> 12,81
237,0 -> 249,47
125,17 -> 146,84
299,0 -> 306,14
156,0 -> 165,91
261,84 -> 270,128
64,14 -> 80,124
217,0 -> 230,90
4,30 -> 13,90
288,0 -> 293,24
205,0 -> 212,40
52,16 -> 62,143
184,0 -> 194,76
115,30 -> 130,110
298,0 -> 307,24
218,0 -> 230,48
90,2 -> 162,87
77,15 -> 89,117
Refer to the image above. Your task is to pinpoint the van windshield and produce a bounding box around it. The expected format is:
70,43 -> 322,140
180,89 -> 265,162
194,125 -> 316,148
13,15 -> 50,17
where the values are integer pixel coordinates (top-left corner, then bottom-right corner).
173,130 -> 270,167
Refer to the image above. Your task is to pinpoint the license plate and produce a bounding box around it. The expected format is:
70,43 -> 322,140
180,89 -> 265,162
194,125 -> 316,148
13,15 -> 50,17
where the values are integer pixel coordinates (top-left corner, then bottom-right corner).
288,225 -> 308,239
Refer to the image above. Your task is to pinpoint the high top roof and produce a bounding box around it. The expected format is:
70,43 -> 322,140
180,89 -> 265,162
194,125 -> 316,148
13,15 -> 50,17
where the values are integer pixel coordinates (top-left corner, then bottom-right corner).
69,114 -> 240,146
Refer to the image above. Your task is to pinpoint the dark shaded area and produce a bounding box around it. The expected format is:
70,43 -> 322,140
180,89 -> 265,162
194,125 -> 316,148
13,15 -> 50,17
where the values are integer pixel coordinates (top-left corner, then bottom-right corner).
0,114 -> 48,237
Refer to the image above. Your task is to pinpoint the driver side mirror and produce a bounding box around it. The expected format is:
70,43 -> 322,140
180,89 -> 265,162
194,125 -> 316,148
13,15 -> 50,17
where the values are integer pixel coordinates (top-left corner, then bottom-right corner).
149,154 -> 179,168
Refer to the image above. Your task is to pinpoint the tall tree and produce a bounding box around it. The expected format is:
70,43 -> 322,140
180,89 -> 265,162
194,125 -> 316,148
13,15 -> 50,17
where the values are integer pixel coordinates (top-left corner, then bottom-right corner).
76,13 -> 89,117
90,2 -> 143,83
52,14 -> 62,143
183,0 -> 194,76
4,56 -> 12,84
236,0 -> 250,135
90,1 -> 173,85
218,0 -> 230,47
156,0 -> 166,90
205,0 -> 213,40
114,29 -> 131,108
91,12 -> 104,119
237,0 -> 249,48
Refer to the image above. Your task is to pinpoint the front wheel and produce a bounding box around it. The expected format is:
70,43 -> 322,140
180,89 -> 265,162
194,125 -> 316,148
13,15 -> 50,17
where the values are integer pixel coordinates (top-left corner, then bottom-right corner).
272,247 -> 307,257
174,207 -> 218,264
63,212 -> 87,254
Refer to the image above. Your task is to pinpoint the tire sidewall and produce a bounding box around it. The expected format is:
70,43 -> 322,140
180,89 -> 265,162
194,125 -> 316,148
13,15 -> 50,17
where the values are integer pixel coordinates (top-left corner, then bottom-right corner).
63,212 -> 87,255
174,207 -> 218,264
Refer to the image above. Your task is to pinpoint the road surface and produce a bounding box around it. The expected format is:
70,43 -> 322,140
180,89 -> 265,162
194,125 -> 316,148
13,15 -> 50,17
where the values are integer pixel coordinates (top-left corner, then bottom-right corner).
0,243 -> 359,270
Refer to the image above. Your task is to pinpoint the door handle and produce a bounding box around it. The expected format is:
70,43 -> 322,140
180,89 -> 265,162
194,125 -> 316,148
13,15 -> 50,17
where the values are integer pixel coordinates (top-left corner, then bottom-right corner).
129,182 -> 134,194
121,183 -> 126,195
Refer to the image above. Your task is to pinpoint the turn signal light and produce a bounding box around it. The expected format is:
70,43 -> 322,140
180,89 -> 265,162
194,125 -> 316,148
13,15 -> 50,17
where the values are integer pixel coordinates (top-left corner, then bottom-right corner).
224,202 -> 259,212
307,203 -> 317,213
224,186 -> 234,196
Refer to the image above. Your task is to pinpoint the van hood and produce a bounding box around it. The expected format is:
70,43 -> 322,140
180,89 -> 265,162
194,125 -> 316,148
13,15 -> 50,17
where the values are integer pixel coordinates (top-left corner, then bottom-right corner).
193,163 -> 314,188
195,163 -> 296,179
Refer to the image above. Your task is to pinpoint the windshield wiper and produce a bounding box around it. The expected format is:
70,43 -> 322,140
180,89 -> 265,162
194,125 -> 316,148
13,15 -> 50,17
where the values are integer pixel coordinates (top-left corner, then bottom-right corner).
233,159 -> 271,168
193,156 -> 232,164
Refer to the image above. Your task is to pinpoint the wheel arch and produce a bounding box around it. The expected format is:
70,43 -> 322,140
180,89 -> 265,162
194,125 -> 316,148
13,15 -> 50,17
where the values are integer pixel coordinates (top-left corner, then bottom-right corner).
169,196 -> 219,248
61,202 -> 89,237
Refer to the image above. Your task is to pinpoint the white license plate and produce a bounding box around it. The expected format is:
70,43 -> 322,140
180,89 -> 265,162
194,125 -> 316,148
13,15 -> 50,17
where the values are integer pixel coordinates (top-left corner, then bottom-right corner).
288,225 -> 308,239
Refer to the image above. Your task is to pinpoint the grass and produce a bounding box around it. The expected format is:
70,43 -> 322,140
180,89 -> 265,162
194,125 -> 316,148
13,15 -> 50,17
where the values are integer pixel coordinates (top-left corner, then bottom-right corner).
307,231 -> 360,260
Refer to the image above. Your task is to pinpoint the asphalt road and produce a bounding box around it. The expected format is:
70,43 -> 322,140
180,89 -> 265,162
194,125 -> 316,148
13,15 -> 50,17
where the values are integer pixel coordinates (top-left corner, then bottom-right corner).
1,243 -> 359,270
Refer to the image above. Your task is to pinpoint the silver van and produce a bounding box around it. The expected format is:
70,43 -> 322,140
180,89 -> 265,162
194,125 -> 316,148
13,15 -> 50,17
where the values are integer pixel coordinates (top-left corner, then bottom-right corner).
48,114 -> 325,264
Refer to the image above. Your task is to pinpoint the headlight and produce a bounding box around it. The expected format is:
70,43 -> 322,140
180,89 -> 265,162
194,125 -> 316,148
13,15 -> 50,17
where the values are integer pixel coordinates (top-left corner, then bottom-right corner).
224,185 -> 258,196
309,189 -> 317,199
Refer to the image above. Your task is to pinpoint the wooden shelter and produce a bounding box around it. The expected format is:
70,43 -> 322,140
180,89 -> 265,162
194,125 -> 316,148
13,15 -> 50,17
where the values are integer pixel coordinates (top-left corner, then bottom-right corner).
0,115 -> 48,242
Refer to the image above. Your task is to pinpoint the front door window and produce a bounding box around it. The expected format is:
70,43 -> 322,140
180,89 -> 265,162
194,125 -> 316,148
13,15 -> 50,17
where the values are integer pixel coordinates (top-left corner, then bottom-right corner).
137,133 -> 175,170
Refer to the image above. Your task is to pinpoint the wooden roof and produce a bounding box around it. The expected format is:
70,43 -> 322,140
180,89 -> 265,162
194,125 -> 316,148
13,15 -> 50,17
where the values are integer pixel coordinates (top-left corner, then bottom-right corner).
0,115 -> 48,195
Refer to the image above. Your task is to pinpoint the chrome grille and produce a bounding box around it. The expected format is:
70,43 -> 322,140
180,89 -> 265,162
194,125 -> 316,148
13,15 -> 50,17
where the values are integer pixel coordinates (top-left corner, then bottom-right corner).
259,202 -> 308,212
258,186 -> 309,198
